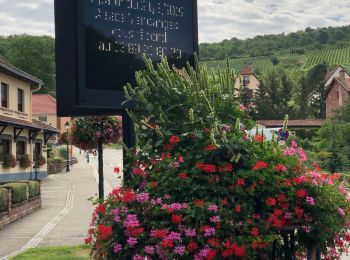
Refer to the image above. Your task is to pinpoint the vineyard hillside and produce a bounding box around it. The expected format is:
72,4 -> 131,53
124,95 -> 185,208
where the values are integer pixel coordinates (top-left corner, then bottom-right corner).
203,47 -> 350,74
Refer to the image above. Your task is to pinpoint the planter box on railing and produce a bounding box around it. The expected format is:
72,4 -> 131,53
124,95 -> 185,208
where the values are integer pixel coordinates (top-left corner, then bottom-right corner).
0,181 -> 41,228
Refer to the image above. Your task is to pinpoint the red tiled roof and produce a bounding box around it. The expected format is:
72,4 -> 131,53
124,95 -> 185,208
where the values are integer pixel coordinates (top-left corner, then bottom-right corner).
32,94 -> 57,114
257,119 -> 325,128
240,65 -> 254,75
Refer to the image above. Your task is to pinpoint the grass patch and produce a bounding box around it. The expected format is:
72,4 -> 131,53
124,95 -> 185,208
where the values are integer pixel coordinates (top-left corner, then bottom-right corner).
104,143 -> 122,150
11,245 -> 90,260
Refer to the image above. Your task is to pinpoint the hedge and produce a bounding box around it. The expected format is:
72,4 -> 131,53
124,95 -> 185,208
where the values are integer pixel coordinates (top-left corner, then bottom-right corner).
0,187 -> 9,212
28,181 -> 40,198
0,183 -> 28,204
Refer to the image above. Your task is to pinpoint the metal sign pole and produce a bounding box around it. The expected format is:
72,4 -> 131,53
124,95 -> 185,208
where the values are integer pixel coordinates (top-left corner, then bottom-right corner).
122,112 -> 136,184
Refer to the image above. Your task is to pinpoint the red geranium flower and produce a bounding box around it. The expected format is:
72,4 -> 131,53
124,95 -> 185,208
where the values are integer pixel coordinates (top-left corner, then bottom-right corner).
171,214 -> 183,224
196,163 -> 216,173
296,189 -> 307,198
132,167 -> 144,176
237,178 -> 245,186
161,239 -> 174,249
205,144 -> 217,152
169,135 -> 180,144
151,229 -> 168,239
255,134 -> 264,143
84,236 -> 93,244
178,173 -> 188,179
207,249 -> 217,260
266,197 -> 276,206
151,181 -> 158,188
235,204 -> 242,213
98,225 -> 112,241
113,166 -> 121,174
253,161 -> 268,171
187,241 -> 198,252
194,199 -> 204,207
251,227 -> 259,237
95,204 -> 106,215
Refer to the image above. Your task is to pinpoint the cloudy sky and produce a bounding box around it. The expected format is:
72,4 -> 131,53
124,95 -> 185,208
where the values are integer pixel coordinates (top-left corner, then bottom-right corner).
0,0 -> 349,43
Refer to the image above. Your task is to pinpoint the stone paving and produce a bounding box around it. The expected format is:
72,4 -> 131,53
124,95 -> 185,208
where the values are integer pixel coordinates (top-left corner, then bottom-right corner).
0,148 -> 123,259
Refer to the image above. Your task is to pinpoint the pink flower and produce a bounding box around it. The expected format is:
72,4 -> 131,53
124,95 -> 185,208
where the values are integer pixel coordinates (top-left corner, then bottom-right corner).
136,193 -> 149,203
127,237 -> 138,246
174,245 -> 186,256
208,204 -> 218,212
305,196 -> 315,206
123,214 -> 140,228
167,232 -> 181,241
298,148 -> 308,161
291,141 -> 298,148
209,216 -> 220,223
144,246 -> 155,255
204,227 -> 216,237
284,212 -> 293,220
185,229 -> 196,237
114,243 -> 122,253
283,147 -> 296,156
302,225 -> 311,233
132,255 -> 143,260
338,207 -> 345,216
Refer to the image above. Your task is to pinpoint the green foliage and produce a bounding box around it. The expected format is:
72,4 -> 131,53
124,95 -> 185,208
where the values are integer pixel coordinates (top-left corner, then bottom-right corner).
28,181 -> 40,198
1,183 -> 28,204
0,35 -> 55,95
314,102 -> 350,172
71,116 -> 121,153
12,246 -> 90,260
58,147 -> 69,160
200,25 -> 350,60
2,154 -> 17,168
0,187 -> 9,211
18,155 -> 32,169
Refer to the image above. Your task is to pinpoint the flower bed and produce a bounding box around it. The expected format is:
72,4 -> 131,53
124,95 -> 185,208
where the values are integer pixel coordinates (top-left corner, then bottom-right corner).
86,58 -> 350,259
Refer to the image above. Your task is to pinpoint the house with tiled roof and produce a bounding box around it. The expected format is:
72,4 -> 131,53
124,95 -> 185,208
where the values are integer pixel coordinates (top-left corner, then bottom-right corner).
325,69 -> 350,118
0,55 -> 60,181
234,65 -> 260,97
32,94 -> 71,134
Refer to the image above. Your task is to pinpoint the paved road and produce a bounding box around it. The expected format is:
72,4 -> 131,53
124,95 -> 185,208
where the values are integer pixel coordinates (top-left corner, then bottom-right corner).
0,148 -> 123,259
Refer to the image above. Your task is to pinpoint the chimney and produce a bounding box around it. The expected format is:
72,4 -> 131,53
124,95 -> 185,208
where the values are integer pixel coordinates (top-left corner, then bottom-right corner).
339,70 -> 346,81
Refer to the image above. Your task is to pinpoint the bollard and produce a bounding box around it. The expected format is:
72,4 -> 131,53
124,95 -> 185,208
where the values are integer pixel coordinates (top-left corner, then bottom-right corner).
86,153 -> 90,163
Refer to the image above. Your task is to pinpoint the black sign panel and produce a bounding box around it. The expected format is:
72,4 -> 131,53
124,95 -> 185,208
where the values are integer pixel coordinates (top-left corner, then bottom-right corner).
55,0 -> 198,116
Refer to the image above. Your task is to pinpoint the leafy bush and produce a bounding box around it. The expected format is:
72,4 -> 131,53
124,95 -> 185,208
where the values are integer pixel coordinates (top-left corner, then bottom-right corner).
18,155 -> 32,169
2,154 -> 17,168
58,147 -> 69,160
1,183 -> 28,204
34,154 -> 46,167
0,187 -> 9,211
86,58 -> 350,259
28,181 -> 40,198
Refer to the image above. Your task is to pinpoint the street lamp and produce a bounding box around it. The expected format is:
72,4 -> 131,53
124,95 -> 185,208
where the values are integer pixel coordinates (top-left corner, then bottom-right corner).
65,121 -> 70,172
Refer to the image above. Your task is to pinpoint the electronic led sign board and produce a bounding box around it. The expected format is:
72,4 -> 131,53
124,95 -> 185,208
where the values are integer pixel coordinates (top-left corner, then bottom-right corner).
55,0 -> 198,116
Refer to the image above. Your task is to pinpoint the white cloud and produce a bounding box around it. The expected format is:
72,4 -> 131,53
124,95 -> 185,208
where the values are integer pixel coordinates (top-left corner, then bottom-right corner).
0,0 -> 349,43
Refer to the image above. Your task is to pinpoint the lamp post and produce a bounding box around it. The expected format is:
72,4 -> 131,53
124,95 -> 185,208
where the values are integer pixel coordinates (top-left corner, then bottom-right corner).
65,121 -> 70,172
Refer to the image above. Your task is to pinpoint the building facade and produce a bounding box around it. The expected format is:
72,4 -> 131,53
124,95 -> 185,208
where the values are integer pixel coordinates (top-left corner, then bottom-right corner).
234,65 -> 260,96
325,69 -> 350,118
0,56 -> 59,181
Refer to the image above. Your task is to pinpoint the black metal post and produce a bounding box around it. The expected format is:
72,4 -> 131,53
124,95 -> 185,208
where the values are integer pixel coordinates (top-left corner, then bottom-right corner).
98,137 -> 104,200
122,112 -> 136,184
66,136 -> 70,172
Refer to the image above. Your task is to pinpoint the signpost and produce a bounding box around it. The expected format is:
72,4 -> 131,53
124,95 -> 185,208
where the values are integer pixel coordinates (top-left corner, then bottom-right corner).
54,0 -> 198,195
55,0 -> 198,115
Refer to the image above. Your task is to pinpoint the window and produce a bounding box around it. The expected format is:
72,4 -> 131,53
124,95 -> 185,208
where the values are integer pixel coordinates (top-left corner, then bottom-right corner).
243,75 -> 250,86
16,141 -> 26,159
39,116 -> 48,122
17,88 -> 24,112
1,83 -> 8,108
33,143 -> 41,158
0,140 -> 11,161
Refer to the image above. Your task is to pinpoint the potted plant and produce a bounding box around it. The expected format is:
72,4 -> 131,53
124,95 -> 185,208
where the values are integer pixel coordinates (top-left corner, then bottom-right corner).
34,154 -> 46,167
2,154 -> 17,168
18,155 -> 32,169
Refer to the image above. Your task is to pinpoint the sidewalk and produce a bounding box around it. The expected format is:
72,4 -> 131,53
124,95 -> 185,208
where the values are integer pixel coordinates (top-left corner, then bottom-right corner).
0,152 -> 100,258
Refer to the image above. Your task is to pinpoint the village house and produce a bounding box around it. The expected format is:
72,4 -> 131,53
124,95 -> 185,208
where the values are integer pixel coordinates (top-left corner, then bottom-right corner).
325,67 -> 350,118
235,65 -> 260,96
0,56 -> 59,181
32,94 -> 71,134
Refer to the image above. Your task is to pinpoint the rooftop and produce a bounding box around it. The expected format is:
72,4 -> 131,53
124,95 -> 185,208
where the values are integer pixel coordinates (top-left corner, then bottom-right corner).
240,65 -> 254,75
0,55 -> 43,86
257,119 -> 325,129
32,94 -> 57,114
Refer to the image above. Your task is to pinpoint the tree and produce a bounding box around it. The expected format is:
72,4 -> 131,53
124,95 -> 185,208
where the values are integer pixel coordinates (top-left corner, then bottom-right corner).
318,31 -> 330,44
